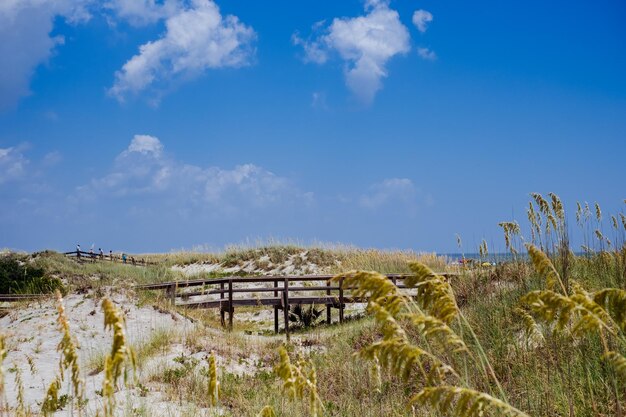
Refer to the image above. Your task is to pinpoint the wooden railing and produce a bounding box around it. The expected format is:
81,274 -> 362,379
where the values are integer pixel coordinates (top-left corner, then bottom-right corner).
64,250 -> 155,266
0,294 -> 48,311
136,273 -> 455,338
0,294 -> 47,302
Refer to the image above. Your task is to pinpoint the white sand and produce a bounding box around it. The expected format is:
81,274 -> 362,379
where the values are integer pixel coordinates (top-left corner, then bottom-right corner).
0,290 -> 206,416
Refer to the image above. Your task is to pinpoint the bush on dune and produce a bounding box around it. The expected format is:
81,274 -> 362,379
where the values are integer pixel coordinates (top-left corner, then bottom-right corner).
0,254 -> 63,294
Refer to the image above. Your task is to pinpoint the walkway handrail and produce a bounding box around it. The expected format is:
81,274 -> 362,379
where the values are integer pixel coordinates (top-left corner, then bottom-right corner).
134,272 -> 456,291
64,250 -> 155,266
0,294 -> 48,302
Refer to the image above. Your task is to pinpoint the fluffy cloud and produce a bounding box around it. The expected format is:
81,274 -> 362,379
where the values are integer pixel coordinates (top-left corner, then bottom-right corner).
104,0 -> 180,26
79,135 -> 310,212
125,134 -> 163,156
0,147 -> 29,184
0,0 -> 93,110
412,9 -> 433,33
109,0 -> 256,103
359,178 -> 417,209
295,0 -> 410,104
0,0 -> 254,109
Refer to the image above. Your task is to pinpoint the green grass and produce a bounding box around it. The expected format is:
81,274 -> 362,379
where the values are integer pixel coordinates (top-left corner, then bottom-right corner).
0,252 -> 63,294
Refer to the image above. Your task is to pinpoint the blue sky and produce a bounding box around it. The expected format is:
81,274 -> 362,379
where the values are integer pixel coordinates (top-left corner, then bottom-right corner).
1,0 -> 625,253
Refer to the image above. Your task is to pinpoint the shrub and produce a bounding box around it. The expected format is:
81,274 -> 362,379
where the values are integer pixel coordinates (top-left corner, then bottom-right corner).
289,304 -> 323,328
0,254 -> 63,294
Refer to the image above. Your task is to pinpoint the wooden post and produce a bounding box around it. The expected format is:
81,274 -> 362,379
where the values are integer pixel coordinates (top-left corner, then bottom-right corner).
220,282 -> 225,327
167,283 -> 176,306
339,277 -> 344,324
283,277 -> 290,339
228,279 -> 233,331
326,279 -> 331,325
274,279 -> 279,334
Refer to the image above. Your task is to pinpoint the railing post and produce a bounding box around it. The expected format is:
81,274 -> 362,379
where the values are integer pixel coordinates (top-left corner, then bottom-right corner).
228,279 -> 233,331
220,282 -> 225,327
167,283 -> 176,306
283,277 -> 290,340
274,279 -> 279,334
339,277 -> 344,324
326,279 -> 331,325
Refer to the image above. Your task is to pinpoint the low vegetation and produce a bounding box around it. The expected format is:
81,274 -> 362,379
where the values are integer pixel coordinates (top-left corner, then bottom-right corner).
0,253 -> 63,294
0,193 -> 624,416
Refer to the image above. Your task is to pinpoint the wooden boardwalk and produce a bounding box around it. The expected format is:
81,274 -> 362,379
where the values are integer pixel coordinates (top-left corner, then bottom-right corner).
136,273 -> 455,337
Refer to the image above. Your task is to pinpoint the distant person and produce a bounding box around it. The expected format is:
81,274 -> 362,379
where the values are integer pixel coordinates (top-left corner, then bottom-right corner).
122,253 -> 127,264
109,250 -> 113,260
76,244 -> 81,258
99,248 -> 104,259
131,256 -> 136,265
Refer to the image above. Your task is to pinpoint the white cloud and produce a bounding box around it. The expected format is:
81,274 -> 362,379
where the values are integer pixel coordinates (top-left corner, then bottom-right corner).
0,147 -> 29,184
417,47 -> 437,61
125,134 -> 164,156
0,0 -> 93,110
359,178 -> 416,209
412,9 -> 433,33
295,0 -> 410,104
104,0 -> 180,26
109,0 -> 256,103
292,31 -> 328,64
78,135 -> 310,212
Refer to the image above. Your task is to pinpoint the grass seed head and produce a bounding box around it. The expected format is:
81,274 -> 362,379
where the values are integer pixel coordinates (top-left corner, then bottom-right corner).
603,351 -> 626,379
257,405 -> 277,417
407,262 -> 459,324
41,377 -> 61,416
55,290 -> 83,404
412,386 -> 530,417
101,297 -> 136,417
526,244 -> 567,294
207,351 -> 219,407
274,346 -> 323,416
